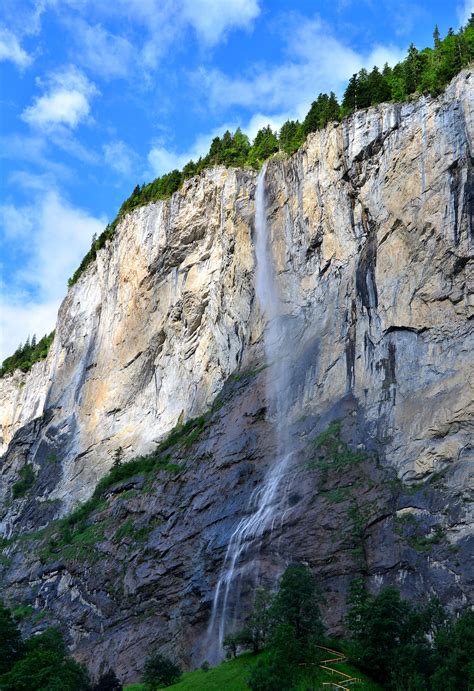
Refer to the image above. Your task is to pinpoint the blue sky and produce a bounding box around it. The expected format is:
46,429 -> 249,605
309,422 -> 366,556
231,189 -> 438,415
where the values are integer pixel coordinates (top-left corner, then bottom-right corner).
1,0 -> 472,360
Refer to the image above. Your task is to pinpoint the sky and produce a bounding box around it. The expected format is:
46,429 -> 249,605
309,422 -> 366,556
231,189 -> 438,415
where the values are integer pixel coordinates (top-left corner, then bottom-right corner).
0,0 -> 472,360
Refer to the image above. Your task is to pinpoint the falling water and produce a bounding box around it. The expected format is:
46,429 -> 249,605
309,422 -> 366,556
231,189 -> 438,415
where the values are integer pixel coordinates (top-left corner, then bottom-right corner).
205,162 -> 294,663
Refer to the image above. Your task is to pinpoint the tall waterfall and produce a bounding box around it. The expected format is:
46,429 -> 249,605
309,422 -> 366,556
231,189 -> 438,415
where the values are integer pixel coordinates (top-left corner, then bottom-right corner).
205,163 -> 294,663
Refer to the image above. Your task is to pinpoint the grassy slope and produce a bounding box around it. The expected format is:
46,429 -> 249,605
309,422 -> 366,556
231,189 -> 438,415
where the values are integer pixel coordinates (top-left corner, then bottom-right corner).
125,652 -> 382,690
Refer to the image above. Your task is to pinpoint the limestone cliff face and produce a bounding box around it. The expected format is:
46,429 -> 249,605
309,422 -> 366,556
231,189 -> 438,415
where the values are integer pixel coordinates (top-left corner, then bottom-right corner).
0,167 -> 257,516
0,70 -> 472,680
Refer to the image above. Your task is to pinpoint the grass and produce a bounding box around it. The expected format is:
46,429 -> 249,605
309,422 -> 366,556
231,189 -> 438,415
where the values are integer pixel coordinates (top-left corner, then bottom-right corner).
320,487 -> 351,503
124,651 -> 381,690
11,605 -> 47,624
113,517 -> 162,545
307,421 -> 367,472
394,514 -> 446,552
11,605 -> 35,620
125,654 -> 260,691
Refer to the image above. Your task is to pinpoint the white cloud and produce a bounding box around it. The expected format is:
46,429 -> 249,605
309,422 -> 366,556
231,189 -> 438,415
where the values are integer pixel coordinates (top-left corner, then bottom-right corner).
0,298 -> 60,362
72,19 -> 134,79
54,0 -> 261,70
103,140 -> 137,176
145,13 -> 406,183
22,66 -> 98,130
192,15 -> 405,114
0,27 -> 32,69
148,123 -> 236,176
244,112 -> 288,141
458,0 -> 474,24
0,203 -> 34,239
0,181 -> 105,361
181,0 -> 260,45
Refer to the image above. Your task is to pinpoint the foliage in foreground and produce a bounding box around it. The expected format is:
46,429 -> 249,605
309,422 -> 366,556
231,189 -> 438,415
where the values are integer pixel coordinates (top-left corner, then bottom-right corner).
141,653 -> 182,690
92,669 -> 123,690
0,602 -> 127,690
347,580 -> 474,690
68,18 -> 474,288
221,565 -> 325,690
0,618 -> 90,691
221,566 -> 474,691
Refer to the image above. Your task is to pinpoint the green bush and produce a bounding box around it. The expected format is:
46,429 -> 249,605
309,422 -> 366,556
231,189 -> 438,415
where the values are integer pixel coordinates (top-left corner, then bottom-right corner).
142,652 -> 182,689
307,421 -> 366,472
12,465 -> 36,499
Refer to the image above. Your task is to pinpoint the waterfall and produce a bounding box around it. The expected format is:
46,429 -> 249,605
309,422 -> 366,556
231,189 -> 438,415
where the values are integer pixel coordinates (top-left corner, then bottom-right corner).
204,163 -> 294,663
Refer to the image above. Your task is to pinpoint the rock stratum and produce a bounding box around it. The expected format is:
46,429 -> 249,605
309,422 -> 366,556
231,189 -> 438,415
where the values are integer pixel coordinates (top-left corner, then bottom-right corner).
0,70 -> 473,681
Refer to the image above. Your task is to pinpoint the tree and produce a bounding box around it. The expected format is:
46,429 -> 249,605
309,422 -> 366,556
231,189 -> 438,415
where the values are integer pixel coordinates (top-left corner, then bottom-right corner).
182,160 -> 198,179
142,652 -> 182,689
347,586 -> 448,689
0,601 -> 24,675
367,66 -> 391,104
247,587 -> 274,653
271,564 -> 323,658
345,578 -> 369,640
247,126 -> 278,166
279,120 -> 300,154
230,128 -> 251,166
92,668 -> 123,690
404,43 -> 423,94
247,652 -> 298,691
208,136 -> 223,163
431,610 -> 474,690
355,68 -> 371,108
223,627 -> 255,659
0,628 -> 90,691
348,587 -> 410,683
342,74 -> 358,113
112,447 -> 124,469
248,622 -> 302,691
223,632 -> 241,659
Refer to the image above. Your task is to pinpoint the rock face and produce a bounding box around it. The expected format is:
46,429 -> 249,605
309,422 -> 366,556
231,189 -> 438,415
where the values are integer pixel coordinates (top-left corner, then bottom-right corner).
0,70 -> 473,681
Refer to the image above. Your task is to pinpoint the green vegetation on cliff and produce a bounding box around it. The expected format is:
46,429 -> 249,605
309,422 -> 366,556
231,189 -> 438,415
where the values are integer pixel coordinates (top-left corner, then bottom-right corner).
68,18 -> 474,288
15,415 -> 206,565
12,464 -> 36,499
0,331 -> 54,378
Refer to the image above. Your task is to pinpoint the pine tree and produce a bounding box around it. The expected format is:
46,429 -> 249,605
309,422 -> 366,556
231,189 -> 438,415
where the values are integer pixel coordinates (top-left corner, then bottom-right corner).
0,601 -> 24,675
279,120 -> 300,153
342,74 -> 358,113
112,447 -> 124,468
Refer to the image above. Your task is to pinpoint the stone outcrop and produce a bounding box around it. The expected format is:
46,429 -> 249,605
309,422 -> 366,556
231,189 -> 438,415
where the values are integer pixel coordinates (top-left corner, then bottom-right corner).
0,70 -> 472,681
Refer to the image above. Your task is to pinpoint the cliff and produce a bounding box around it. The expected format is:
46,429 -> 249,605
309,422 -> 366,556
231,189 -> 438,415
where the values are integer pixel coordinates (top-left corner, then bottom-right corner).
0,70 -> 472,681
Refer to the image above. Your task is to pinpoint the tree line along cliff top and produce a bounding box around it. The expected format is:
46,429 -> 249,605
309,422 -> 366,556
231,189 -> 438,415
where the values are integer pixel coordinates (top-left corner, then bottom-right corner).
67,19 -> 474,289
